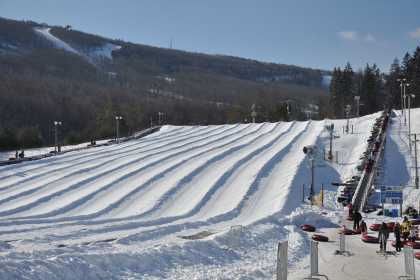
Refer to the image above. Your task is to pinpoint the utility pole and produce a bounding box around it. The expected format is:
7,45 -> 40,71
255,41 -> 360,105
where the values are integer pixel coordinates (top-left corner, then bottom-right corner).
54,121 -> 62,152
115,116 -> 123,143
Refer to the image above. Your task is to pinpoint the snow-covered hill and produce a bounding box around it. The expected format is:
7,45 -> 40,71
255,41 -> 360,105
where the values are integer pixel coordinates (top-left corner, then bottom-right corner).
34,27 -> 121,64
0,114 -> 380,279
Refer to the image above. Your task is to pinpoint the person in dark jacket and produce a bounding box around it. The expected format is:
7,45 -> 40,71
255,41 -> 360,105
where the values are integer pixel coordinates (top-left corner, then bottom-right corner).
360,220 -> 367,234
394,223 -> 402,252
378,222 -> 390,252
353,211 -> 362,230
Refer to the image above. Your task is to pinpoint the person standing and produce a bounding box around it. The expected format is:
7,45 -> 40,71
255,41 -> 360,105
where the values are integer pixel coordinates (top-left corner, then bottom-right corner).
353,211 -> 362,230
378,222 -> 389,252
348,203 -> 353,220
394,223 -> 402,252
360,220 -> 367,234
401,216 -> 412,241
409,225 -> 417,242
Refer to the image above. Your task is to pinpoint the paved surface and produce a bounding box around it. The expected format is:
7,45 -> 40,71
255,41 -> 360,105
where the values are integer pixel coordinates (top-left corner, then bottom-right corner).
291,226 -> 419,280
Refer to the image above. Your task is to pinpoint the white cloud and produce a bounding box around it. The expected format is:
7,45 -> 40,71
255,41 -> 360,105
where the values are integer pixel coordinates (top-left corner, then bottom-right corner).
338,31 -> 358,41
409,27 -> 420,39
365,33 -> 376,43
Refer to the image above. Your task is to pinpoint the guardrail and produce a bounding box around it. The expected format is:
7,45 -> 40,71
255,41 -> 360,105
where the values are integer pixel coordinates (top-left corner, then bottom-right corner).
351,111 -> 389,212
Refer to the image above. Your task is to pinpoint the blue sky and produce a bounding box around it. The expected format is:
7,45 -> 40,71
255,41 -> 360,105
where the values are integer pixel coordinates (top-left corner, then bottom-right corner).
1,0 -> 420,71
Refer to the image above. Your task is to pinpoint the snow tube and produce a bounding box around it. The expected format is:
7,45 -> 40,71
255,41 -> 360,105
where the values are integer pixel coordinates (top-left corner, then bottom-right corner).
352,228 -> 362,235
369,224 -> 381,231
300,224 -> 316,232
405,241 -> 420,249
415,252 -> 420,260
410,219 -> 420,226
312,234 -> 329,242
361,234 -> 379,243
391,240 -> 408,248
339,228 -> 355,235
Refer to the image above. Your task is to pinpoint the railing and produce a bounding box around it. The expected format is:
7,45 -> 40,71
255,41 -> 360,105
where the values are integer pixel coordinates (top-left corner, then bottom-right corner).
352,112 -> 389,212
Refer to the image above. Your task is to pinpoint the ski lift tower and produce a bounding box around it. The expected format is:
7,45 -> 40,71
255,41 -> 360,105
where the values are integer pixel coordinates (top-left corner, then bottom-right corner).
251,104 -> 257,123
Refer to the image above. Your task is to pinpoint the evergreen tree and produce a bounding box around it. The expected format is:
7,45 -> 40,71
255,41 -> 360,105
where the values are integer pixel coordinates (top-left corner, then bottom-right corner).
411,47 -> 420,107
386,58 -> 401,109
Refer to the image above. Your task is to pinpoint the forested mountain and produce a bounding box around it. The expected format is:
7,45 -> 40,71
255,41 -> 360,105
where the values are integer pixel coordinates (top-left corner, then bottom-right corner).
0,17 -> 329,150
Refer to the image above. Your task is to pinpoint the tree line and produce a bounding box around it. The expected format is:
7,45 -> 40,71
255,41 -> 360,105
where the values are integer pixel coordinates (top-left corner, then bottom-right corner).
329,47 -> 420,118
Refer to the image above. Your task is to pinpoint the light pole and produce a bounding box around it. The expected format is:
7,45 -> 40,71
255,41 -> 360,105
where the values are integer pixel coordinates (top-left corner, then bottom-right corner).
397,78 -> 406,123
54,121 -> 62,152
397,78 -> 409,125
115,116 -> 123,143
158,112 -> 164,126
344,104 -> 351,134
408,94 -> 415,152
354,96 -> 360,118
251,104 -> 257,123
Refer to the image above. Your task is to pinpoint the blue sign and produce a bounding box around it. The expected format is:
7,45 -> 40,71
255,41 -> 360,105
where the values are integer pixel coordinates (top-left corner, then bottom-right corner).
380,187 -> 403,204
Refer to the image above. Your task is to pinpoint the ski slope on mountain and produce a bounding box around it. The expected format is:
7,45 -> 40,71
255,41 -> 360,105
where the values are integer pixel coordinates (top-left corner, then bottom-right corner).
0,113 -> 380,279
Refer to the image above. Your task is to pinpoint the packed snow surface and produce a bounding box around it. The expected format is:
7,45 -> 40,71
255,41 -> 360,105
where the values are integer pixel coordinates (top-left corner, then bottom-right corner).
0,113 -> 386,279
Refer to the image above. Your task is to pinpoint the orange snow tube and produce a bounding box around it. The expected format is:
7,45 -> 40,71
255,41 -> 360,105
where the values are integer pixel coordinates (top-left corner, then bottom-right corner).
361,234 -> 379,243
312,234 -> 329,242
369,224 -> 381,231
415,252 -> 420,260
405,241 -> 420,249
300,224 -> 316,232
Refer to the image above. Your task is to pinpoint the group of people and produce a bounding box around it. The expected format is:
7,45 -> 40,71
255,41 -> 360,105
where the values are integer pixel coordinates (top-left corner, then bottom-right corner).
377,216 -> 417,252
348,203 -> 417,253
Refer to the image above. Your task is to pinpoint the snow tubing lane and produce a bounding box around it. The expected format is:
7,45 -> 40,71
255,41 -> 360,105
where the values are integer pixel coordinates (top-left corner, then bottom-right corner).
300,224 -> 316,232
312,234 -> 329,242
405,241 -> 420,249
361,234 -> 379,243
415,252 -> 420,260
